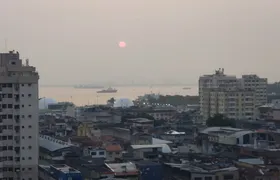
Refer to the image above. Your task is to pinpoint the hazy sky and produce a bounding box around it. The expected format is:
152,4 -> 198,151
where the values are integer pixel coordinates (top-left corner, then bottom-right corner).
1,0 -> 280,85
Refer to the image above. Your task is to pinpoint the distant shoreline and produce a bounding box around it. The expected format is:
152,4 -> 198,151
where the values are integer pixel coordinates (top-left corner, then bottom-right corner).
40,84 -> 197,88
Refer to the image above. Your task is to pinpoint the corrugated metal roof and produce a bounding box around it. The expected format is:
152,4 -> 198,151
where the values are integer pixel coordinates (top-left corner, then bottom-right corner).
152,138 -> 172,144
39,135 -> 74,152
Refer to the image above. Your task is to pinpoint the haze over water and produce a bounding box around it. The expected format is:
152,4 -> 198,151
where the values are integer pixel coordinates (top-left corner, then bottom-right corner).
39,86 -> 198,106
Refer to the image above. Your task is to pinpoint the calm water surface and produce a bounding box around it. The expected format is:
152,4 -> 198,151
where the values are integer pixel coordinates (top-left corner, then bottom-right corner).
40,86 -> 198,106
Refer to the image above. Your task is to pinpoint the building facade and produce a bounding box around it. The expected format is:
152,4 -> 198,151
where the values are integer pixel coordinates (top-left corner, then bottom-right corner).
0,51 -> 39,179
240,75 -> 268,107
202,88 -> 256,120
199,69 -> 267,121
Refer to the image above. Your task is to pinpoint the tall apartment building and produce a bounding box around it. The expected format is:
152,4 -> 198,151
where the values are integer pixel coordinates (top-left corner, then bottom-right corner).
199,69 -> 267,121
240,75 -> 268,107
199,69 -> 238,118
202,88 -> 256,120
0,51 -> 39,180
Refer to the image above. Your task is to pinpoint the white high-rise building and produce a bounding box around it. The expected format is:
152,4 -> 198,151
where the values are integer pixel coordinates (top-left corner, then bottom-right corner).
0,51 -> 39,179
199,69 -> 267,121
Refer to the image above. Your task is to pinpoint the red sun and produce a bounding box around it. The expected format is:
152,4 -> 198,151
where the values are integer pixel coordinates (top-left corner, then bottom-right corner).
119,41 -> 126,48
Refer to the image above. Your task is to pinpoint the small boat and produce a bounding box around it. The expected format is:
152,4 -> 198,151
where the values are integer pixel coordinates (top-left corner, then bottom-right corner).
182,87 -> 191,90
97,87 -> 117,93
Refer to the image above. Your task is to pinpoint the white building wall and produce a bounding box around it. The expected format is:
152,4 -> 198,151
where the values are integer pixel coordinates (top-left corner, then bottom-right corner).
0,51 -> 39,180
19,82 -> 39,178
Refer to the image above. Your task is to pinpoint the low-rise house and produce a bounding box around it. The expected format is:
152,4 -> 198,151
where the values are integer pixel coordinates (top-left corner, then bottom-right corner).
105,144 -> 122,162
127,118 -> 154,130
160,130 -> 186,143
131,132 -> 153,145
38,164 -> 82,180
105,162 -> 139,178
125,107 -> 177,121
135,161 -> 163,180
165,162 -> 239,180
130,144 -> 171,160
79,106 -> 121,123
47,102 -> 76,117
84,147 -> 106,159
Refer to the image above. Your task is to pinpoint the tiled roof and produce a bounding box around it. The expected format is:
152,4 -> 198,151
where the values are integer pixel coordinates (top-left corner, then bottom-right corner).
105,144 -> 122,152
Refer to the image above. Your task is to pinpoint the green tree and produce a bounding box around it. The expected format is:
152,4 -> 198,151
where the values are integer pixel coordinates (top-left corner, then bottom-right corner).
107,97 -> 115,105
206,114 -> 236,127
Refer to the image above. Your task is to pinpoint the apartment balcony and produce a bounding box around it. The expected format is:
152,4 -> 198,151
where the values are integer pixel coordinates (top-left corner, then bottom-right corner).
14,96 -> 19,103
14,136 -> 20,144
14,126 -> 20,134
14,147 -> 20,155
2,129 -> 13,136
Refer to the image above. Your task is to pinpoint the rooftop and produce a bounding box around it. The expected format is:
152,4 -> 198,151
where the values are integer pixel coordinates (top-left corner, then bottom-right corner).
165,130 -> 185,135
39,135 -> 75,152
39,164 -> 80,174
131,144 -> 171,153
105,162 -> 138,176
51,164 -> 80,173
152,138 -> 172,144
200,127 -> 253,138
105,144 -> 122,152
165,162 -> 238,173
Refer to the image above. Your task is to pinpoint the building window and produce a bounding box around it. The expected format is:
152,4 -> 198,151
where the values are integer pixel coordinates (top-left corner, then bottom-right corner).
28,146 -> 32,149
28,136 -> 31,139
21,84 -> 24,87
21,105 -> 24,108
28,168 -> 32,171
28,125 -> 32,128
22,147 -> 25,149
28,157 -> 32,160
22,157 -> 25,160
22,168 -> 25,171
21,94 -> 24,97
22,115 -> 25,118
11,61 -> 16,65
21,126 -> 24,128
22,136 -> 25,139
99,151 -> 105,155
28,178 -> 32,180
28,94 -> 31,97
28,115 -> 32,118
29,104 -> 31,107
91,152 -> 97,156
28,84 -> 31,87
